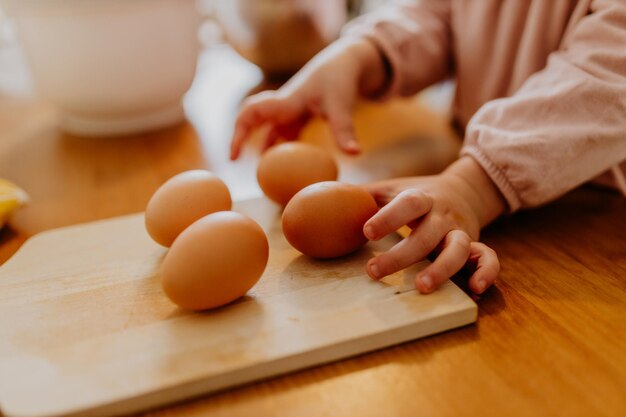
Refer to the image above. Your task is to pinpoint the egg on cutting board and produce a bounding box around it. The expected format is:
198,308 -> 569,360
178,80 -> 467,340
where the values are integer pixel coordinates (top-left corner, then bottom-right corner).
145,170 -> 232,247
257,142 -> 338,206
282,181 -> 378,259
161,211 -> 269,310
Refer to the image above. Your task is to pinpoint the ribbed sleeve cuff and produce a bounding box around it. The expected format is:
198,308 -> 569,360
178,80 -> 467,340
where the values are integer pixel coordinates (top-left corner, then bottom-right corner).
461,145 -> 522,213
341,24 -> 401,99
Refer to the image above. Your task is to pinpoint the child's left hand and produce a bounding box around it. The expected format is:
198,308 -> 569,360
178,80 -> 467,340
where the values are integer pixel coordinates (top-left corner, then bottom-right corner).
362,157 -> 505,295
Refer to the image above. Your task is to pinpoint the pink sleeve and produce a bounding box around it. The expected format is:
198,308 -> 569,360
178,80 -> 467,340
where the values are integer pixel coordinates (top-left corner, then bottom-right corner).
342,0 -> 452,97
461,0 -> 626,212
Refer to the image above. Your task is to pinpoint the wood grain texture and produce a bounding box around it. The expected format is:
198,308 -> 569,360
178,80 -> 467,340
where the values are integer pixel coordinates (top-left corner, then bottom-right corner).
1,45 -> 625,417
0,198 -> 475,417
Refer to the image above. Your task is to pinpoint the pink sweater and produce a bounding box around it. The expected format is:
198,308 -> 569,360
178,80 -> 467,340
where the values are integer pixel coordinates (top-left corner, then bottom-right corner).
344,0 -> 626,211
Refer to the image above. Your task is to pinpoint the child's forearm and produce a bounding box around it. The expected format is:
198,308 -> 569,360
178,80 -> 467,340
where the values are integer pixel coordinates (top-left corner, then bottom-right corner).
444,156 -> 506,228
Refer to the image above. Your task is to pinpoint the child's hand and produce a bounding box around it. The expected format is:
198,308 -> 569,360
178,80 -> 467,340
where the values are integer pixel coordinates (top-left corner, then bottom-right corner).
230,38 -> 388,160
363,157 -> 506,294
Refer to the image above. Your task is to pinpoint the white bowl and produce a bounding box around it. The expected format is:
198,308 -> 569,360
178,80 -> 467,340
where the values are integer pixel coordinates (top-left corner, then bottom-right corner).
2,0 -> 201,136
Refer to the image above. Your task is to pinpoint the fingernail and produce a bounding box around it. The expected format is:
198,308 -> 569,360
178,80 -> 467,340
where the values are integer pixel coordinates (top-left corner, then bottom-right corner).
368,262 -> 380,279
346,140 -> 360,153
476,280 -> 487,293
364,225 -> 376,240
420,275 -> 433,292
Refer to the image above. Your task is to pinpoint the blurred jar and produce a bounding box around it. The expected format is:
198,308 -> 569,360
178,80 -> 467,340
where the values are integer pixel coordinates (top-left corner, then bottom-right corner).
215,0 -> 347,79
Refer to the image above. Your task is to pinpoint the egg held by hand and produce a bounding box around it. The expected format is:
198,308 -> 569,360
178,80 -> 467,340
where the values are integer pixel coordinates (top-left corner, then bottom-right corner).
145,170 -> 232,247
161,211 -> 269,310
257,142 -> 338,206
282,181 -> 378,259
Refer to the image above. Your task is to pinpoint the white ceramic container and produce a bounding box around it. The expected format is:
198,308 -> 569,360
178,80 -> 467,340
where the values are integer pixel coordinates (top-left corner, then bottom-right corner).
2,0 -> 201,136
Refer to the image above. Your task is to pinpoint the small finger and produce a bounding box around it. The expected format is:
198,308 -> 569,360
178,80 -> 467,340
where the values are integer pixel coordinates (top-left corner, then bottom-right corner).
415,230 -> 471,294
230,99 -> 269,160
261,125 -> 281,152
230,120 -> 252,160
363,189 -> 433,241
467,242 -> 500,294
230,94 -> 301,160
366,215 -> 447,280
277,114 -> 310,141
324,99 -> 360,154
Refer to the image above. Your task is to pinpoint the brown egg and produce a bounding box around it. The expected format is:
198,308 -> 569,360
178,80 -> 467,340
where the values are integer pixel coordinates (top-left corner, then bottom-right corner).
257,142 -> 338,206
161,211 -> 269,310
282,181 -> 378,259
145,170 -> 232,247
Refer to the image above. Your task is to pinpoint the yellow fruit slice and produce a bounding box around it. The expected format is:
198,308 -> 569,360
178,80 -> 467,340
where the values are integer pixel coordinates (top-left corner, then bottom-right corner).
0,179 -> 28,229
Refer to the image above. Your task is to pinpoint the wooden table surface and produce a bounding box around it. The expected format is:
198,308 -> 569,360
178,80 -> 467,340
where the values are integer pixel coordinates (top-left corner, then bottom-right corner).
1,44 -> 625,417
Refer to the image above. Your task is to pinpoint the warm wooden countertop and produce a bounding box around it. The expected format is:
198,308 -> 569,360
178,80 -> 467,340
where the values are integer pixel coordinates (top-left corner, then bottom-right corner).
1,45 -> 625,417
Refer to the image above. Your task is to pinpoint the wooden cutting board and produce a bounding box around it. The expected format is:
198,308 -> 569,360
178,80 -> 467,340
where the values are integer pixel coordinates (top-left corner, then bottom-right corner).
0,197 -> 476,417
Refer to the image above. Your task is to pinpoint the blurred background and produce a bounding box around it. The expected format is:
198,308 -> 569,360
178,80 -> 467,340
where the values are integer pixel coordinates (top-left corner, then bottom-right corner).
0,0 -> 451,132
0,0 -> 457,236
1,0 -> 391,101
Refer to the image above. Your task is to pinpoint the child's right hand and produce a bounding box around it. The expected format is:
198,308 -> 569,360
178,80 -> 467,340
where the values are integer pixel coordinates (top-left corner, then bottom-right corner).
230,38 -> 388,160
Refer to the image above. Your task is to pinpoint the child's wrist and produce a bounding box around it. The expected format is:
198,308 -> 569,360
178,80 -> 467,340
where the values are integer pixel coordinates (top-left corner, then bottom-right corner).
342,37 -> 390,97
443,156 -> 506,227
